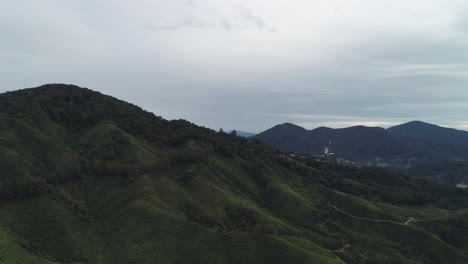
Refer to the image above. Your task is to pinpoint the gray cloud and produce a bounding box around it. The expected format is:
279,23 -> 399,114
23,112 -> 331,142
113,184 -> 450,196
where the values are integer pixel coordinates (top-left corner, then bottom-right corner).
235,7 -> 277,33
186,0 -> 198,8
145,18 -> 215,31
145,4 -> 276,32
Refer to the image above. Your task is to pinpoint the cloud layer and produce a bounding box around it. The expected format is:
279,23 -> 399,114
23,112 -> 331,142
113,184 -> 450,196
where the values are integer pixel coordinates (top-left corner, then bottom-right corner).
1,0 -> 468,132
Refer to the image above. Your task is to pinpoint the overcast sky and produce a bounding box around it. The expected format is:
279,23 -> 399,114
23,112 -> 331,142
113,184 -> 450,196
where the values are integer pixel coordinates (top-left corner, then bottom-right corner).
1,0 -> 468,132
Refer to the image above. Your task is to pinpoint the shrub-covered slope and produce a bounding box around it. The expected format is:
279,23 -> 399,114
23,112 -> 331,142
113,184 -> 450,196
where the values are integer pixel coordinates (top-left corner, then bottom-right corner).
0,84 -> 467,264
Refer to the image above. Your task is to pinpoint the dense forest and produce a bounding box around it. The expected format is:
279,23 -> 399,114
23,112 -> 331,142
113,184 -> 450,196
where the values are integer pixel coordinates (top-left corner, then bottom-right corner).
0,84 -> 468,264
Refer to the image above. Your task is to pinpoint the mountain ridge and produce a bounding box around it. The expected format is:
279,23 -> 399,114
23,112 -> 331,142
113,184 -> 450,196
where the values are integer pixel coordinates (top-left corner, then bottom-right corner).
256,121 -> 468,157
268,120 -> 467,134
1,84 -> 468,264
255,121 -> 468,184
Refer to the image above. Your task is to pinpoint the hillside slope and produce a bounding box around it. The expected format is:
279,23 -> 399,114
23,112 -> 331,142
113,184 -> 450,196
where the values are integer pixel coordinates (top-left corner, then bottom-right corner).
0,84 -> 468,264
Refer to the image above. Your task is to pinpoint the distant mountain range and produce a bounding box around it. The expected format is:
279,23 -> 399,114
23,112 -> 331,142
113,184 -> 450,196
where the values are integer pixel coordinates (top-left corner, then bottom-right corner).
255,121 -> 468,185
227,130 -> 256,137
234,130 -> 256,138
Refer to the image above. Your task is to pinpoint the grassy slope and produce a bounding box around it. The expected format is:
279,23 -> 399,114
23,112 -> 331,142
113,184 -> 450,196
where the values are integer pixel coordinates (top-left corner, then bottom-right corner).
0,85 -> 467,264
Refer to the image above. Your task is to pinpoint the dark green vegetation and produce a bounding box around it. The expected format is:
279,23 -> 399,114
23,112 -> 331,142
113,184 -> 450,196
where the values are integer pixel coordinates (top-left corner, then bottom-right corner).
255,122 -> 468,185
1,84 -> 468,263
405,161 -> 468,186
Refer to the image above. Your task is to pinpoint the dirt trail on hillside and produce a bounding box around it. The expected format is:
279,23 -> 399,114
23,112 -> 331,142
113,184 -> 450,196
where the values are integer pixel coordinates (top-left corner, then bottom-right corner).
331,244 -> 351,253
329,205 -> 419,226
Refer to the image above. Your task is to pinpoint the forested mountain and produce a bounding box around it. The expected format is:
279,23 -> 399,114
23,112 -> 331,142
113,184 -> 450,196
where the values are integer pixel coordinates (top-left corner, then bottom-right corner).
387,121 -> 468,144
255,122 -> 468,184
1,84 -> 468,264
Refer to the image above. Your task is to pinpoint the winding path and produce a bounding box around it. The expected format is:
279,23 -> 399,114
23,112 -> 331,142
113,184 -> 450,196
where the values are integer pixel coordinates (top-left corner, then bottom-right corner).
404,217 -> 419,225
329,205 -> 419,226
331,244 -> 351,253
327,204 -> 428,258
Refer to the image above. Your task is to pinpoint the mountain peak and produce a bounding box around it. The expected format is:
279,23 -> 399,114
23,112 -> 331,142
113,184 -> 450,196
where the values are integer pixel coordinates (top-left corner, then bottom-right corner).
280,122 -> 303,128
387,120 -> 468,144
261,122 -> 307,133
392,120 -> 437,128
387,120 -> 449,133
29,83 -> 94,93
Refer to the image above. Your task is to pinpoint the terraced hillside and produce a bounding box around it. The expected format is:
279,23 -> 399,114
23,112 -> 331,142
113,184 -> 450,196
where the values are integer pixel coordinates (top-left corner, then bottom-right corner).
0,84 -> 467,264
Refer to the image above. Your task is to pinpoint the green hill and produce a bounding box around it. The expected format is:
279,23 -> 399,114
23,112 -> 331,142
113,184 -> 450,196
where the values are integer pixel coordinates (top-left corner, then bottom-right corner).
0,84 -> 467,263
